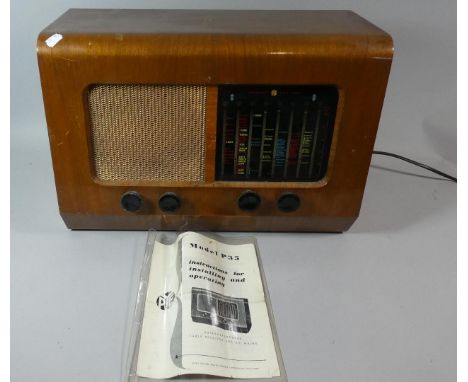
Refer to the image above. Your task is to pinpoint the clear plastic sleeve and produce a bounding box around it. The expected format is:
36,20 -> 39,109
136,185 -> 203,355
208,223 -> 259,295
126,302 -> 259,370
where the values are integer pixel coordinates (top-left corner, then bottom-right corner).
123,231 -> 287,382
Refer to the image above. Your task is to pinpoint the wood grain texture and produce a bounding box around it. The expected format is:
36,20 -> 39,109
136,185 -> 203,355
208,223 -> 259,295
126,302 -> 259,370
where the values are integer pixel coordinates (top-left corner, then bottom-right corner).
37,9 -> 393,232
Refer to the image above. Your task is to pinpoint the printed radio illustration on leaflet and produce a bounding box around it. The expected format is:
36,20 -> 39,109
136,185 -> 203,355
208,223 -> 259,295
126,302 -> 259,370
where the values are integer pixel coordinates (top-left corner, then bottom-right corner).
191,287 -> 252,333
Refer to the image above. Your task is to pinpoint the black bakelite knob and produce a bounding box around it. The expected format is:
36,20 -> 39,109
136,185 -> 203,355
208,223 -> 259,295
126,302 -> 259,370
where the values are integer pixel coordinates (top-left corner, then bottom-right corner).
121,191 -> 142,212
238,191 -> 261,211
159,192 -> 181,212
277,193 -> 300,212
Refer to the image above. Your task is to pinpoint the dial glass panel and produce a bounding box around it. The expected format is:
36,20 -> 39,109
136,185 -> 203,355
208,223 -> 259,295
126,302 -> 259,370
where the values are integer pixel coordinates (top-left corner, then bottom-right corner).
215,85 -> 339,182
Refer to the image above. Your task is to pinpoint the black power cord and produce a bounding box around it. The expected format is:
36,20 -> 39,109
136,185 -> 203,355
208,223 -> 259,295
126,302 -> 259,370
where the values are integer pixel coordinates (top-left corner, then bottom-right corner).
372,151 -> 457,183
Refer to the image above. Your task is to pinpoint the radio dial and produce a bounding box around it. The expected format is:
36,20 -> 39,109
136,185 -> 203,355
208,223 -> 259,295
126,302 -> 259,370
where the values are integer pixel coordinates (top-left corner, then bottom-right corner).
278,193 -> 300,212
121,191 -> 142,212
159,192 -> 181,212
238,191 -> 261,211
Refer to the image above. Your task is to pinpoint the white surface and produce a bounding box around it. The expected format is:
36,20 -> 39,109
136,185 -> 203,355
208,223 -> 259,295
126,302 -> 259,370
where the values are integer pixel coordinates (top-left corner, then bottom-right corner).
11,1 -> 456,381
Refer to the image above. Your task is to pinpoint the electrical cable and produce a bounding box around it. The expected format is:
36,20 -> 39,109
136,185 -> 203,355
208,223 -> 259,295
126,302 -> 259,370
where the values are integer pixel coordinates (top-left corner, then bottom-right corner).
372,150 -> 457,183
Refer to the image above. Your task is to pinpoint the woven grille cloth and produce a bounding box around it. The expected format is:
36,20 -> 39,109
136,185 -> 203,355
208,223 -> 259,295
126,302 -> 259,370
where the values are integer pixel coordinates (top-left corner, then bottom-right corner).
88,84 -> 206,182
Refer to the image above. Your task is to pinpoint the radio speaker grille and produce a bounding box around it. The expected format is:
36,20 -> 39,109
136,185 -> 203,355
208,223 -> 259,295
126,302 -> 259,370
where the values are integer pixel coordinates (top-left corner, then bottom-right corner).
88,84 -> 207,182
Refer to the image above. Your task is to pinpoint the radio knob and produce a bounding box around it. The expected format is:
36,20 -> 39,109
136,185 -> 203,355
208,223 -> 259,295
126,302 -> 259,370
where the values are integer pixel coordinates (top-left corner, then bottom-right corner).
277,193 -> 300,212
238,191 -> 261,211
159,192 -> 181,212
121,191 -> 142,212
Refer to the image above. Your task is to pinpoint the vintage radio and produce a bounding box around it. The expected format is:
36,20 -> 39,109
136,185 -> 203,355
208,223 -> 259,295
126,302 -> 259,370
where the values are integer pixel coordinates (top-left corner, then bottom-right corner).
37,9 -> 393,232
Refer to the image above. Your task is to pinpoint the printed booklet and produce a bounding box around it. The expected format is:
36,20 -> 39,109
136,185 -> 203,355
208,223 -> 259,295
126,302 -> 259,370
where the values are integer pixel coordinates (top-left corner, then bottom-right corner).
126,231 -> 286,381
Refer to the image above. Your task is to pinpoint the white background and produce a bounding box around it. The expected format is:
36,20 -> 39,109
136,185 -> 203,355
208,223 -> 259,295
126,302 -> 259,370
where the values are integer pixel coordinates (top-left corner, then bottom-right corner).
10,1 -> 456,381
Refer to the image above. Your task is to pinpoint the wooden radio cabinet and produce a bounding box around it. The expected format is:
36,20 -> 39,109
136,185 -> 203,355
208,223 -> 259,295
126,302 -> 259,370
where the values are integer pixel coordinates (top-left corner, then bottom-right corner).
37,9 -> 393,231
